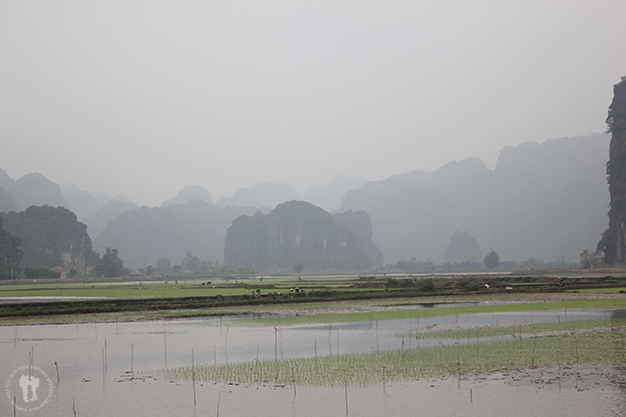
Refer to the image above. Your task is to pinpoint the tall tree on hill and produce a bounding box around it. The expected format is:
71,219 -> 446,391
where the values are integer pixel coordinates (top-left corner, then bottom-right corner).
598,77 -> 626,264
483,249 -> 500,269
95,247 -> 126,278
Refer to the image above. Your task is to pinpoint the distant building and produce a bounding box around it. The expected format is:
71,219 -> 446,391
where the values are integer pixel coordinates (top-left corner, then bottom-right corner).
52,266 -> 67,279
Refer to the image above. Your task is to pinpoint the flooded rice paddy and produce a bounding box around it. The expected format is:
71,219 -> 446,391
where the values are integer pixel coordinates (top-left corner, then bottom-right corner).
1,302 -> 625,416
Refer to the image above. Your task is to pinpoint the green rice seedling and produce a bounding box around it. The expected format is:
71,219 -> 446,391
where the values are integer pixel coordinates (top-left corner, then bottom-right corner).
153,328 -> 626,387
408,318 -> 626,341
201,298 -> 626,328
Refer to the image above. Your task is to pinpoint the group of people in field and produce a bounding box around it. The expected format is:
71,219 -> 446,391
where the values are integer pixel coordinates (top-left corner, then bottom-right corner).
250,286 -> 307,299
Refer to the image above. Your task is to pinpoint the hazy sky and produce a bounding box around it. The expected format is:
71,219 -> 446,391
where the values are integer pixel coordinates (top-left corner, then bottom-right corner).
1,1 -> 625,207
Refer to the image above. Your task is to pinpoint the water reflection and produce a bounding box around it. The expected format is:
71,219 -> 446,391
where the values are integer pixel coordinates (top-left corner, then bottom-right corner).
0,306 -> 624,417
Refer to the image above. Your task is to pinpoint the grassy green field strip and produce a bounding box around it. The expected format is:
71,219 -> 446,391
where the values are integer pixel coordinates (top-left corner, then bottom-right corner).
155,328 -> 626,387
573,287 -> 626,294
0,286 -> 265,298
408,317 -> 626,340
0,282 -> 364,298
199,298 -> 626,327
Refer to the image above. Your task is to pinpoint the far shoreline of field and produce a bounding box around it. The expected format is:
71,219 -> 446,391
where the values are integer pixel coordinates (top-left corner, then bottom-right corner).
1,290 -> 625,326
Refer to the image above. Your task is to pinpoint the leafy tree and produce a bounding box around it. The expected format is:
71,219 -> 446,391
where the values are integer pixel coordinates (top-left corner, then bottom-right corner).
389,258 -> 438,273
291,260 -> 306,275
23,266 -> 57,279
199,260 -> 215,271
580,249 -> 602,269
181,251 -> 201,271
155,258 -> 171,273
95,247 -> 126,278
139,265 -> 155,276
483,249 -> 500,269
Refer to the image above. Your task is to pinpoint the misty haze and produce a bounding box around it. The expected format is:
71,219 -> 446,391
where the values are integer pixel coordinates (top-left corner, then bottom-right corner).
0,0 -> 625,275
2,2 -> 626,417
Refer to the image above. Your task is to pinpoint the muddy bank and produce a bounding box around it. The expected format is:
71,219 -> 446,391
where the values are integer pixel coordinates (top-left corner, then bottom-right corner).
2,291 -> 626,326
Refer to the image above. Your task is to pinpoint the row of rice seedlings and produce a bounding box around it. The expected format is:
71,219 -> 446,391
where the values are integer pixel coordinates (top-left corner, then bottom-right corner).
200,297 -> 626,328
411,318 -> 626,341
153,327 -> 626,387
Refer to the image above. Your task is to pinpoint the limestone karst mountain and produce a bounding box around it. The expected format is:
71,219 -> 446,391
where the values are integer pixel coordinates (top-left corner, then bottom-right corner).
598,77 -> 626,264
1,205 -> 97,271
341,133 -> 610,264
224,200 -> 380,272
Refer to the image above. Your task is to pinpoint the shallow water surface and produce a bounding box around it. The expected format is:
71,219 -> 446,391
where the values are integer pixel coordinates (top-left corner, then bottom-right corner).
0,308 -> 624,416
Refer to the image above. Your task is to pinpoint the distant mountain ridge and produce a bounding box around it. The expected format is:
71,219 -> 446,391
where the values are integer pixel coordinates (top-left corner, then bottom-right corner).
301,176 -> 368,212
161,185 -> 213,207
0,132 -> 612,270
216,183 -> 299,209
93,201 -> 261,268
341,133 -> 610,264
0,171 -> 68,212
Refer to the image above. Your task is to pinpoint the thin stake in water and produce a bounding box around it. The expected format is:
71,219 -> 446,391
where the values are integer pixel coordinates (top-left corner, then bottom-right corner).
192,348 -> 196,407
382,366 -> 386,395
224,328 -> 229,364
376,320 -> 379,352
274,327 -> 278,360
328,328 -> 333,356
164,323 -> 167,369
